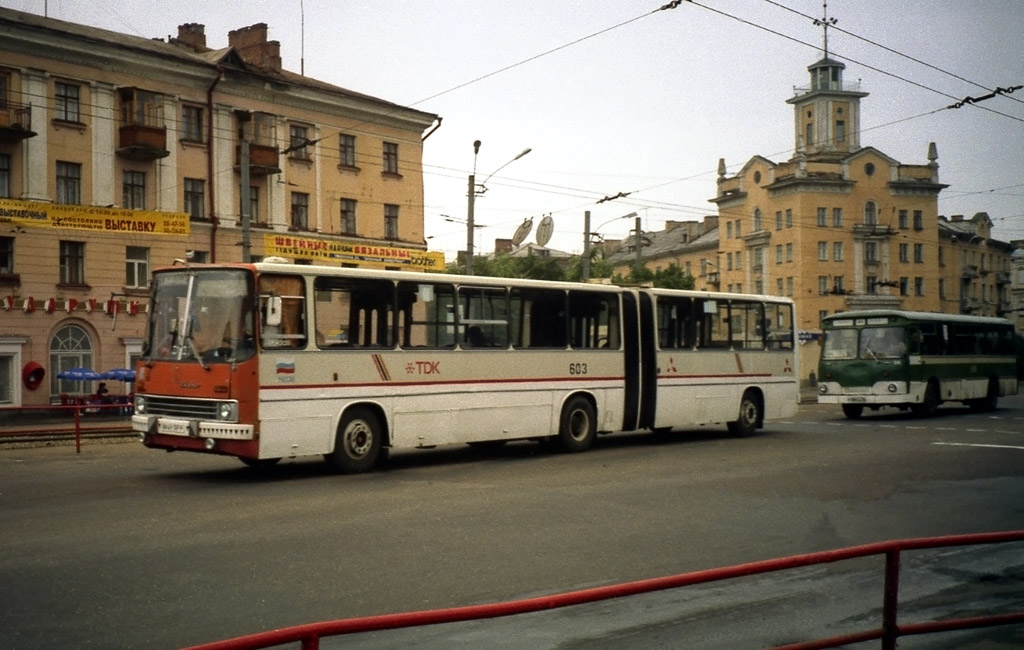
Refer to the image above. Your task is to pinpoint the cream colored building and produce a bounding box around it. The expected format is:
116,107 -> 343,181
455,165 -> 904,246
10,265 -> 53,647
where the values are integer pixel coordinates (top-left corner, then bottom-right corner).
611,53 -> 1019,383
0,9 -> 439,407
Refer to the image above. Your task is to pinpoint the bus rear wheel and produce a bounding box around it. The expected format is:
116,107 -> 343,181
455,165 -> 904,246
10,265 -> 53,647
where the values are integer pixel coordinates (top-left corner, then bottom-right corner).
327,407 -> 383,473
556,396 -> 596,453
727,390 -> 762,436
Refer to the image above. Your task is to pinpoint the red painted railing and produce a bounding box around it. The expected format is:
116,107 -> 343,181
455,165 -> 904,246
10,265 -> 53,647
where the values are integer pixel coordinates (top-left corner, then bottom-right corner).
180,530 -> 1024,650
0,403 -> 133,453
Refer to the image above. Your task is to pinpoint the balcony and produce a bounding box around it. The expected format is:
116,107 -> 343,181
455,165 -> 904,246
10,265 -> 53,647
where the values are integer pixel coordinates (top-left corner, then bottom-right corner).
961,265 -> 979,280
116,123 -> 169,160
0,101 -> 37,142
235,143 -> 281,176
995,271 -> 1011,285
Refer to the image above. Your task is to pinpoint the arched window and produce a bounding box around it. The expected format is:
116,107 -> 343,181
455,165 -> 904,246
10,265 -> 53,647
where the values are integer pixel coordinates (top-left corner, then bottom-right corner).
50,323 -> 93,396
864,201 -> 877,226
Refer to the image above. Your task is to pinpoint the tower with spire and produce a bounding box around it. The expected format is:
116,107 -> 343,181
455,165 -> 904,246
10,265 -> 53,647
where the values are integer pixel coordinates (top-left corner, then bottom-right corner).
786,1 -> 868,159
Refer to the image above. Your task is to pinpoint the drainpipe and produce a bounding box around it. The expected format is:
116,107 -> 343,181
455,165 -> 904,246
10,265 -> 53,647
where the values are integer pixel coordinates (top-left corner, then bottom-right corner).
206,67 -> 224,261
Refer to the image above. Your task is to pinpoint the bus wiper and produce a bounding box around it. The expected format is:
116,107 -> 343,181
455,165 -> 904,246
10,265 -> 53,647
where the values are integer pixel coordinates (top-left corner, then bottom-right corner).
863,344 -> 878,361
184,332 -> 209,370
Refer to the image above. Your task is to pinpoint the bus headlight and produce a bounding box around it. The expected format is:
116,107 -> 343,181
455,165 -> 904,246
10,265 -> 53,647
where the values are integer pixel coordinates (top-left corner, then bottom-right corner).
819,384 -> 828,395
887,383 -> 899,393
217,402 -> 238,421
134,395 -> 147,414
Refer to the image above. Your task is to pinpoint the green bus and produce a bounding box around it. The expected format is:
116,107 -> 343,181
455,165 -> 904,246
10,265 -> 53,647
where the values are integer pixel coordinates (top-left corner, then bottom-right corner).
817,310 -> 1019,418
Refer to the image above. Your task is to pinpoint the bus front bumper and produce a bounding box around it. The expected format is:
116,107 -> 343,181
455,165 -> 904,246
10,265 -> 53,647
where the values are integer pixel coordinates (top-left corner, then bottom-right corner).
132,415 -> 254,440
816,381 -> 915,405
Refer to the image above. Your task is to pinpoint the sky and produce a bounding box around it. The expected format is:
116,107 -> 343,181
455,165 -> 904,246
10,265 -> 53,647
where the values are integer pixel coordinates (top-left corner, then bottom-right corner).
8,0 -> 1024,259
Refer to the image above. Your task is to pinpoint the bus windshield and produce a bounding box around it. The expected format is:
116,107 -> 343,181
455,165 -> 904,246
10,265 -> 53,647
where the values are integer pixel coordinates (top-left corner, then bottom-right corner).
823,326 -> 907,361
145,269 -> 255,364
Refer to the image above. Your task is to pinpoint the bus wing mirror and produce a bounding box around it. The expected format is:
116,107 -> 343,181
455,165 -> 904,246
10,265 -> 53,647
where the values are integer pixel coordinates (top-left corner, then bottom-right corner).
265,296 -> 283,327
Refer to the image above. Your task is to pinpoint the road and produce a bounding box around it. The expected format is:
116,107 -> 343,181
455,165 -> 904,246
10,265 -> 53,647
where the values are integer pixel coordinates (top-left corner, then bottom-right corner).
1,395 -> 1023,649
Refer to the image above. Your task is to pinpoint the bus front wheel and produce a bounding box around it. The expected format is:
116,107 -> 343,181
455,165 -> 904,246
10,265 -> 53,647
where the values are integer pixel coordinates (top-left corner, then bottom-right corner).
557,396 -> 596,453
911,381 -> 940,417
327,407 -> 383,473
727,390 -> 762,436
841,404 -> 864,419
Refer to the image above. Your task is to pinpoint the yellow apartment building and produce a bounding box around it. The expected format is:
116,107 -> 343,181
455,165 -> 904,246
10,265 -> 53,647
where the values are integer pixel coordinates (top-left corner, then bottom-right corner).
0,9 -> 440,407
611,54 -> 1020,383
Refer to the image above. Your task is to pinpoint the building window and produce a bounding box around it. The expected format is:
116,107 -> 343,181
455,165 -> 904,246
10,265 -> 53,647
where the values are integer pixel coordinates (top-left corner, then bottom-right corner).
867,276 -> 878,294
939,278 -> 946,299
289,124 -> 311,159
339,134 -> 356,167
914,277 -> 924,296
786,277 -> 794,296
735,220 -> 743,237
184,178 -> 205,220
914,243 -> 924,263
125,246 -> 149,288
832,276 -> 844,294
246,186 -> 260,223
899,243 -> 909,263
938,246 -> 945,266
181,105 -> 203,142
817,241 -> 828,261
753,208 -> 762,232
291,192 -> 309,230
775,211 -> 783,230
0,236 -> 13,273
726,252 -> 733,271
898,210 -> 908,229
833,242 -> 843,261
835,120 -> 845,143
56,161 -> 82,205
865,241 -> 878,263
120,88 -> 163,127
0,154 -> 9,197
55,81 -> 81,122
817,207 -> 827,227
122,171 -> 146,209
832,208 -> 843,227
818,276 -> 828,295
913,210 -> 923,230
864,201 -> 877,226
785,243 -> 793,262
59,240 -> 85,285
776,278 -> 784,295
785,209 -> 793,228
50,324 -> 94,396
726,222 -> 733,239
752,247 -> 764,270
383,142 -> 399,175
775,244 -> 783,264
899,277 -> 909,296
384,204 -> 399,240
340,199 -> 357,234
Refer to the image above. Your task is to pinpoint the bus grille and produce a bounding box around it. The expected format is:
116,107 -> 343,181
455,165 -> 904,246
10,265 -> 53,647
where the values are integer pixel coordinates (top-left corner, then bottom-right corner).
143,395 -> 220,420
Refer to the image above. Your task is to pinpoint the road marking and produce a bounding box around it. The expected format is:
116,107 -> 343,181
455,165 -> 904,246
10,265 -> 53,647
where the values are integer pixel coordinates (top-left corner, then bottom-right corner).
933,442 -> 1024,451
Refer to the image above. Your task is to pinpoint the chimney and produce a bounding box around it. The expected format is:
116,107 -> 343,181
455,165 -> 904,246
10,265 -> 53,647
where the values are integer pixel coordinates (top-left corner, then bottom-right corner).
951,214 -> 964,222
228,23 -> 283,71
494,238 -> 513,254
175,23 -> 207,51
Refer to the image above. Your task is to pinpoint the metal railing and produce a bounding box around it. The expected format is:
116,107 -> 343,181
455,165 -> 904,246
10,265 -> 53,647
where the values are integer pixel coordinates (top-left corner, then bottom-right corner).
0,403 -> 133,453
180,530 -> 1024,650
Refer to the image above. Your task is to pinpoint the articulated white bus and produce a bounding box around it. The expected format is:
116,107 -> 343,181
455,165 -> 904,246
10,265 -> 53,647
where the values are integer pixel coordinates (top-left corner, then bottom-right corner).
133,263 -> 798,471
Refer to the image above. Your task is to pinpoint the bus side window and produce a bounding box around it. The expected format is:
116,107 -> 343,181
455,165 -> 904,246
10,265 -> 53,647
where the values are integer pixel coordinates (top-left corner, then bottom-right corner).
511,288 -> 567,349
657,297 -> 693,349
397,281 -> 456,348
259,274 -> 307,349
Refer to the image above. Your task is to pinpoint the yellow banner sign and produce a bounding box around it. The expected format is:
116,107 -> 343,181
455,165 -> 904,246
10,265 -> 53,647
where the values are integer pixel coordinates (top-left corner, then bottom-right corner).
264,233 -> 445,271
0,199 -> 190,236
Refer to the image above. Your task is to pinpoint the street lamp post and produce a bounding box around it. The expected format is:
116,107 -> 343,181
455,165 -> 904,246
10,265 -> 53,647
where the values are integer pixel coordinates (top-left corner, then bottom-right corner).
465,142 -> 531,275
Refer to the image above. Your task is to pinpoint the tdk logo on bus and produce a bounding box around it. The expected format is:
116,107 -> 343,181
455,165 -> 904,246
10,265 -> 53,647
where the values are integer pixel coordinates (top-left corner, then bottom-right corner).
406,361 -> 441,375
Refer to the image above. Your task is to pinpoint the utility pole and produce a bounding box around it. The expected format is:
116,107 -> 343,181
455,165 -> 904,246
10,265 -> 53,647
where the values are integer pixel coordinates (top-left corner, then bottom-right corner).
582,210 -> 591,281
466,140 -> 481,275
240,139 -> 251,263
